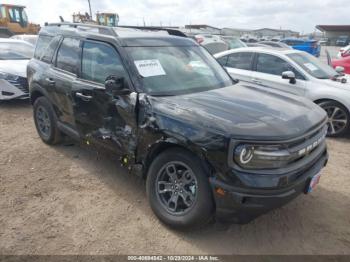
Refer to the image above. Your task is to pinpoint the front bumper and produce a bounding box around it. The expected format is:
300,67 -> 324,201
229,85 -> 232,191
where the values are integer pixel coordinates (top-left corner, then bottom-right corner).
210,147 -> 328,224
0,78 -> 29,100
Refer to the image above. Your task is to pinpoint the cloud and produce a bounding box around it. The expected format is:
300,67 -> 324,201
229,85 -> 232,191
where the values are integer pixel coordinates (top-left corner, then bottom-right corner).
3,0 -> 349,33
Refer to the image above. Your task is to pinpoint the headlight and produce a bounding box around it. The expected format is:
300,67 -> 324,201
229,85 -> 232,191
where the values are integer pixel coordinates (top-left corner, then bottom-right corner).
234,144 -> 291,170
0,71 -> 19,81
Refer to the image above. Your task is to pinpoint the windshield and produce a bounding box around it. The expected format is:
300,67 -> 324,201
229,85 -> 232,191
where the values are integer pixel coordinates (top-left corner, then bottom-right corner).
126,45 -> 233,95
0,42 -> 33,60
226,38 -> 246,49
287,52 -> 337,79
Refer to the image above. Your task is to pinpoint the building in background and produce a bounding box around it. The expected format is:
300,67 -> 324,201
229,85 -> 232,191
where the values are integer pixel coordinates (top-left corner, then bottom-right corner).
316,25 -> 350,45
252,28 -> 299,39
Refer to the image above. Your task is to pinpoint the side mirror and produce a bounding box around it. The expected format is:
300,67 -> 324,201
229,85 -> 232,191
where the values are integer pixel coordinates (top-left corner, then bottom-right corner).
335,66 -> 345,74
282,71 -> 296,84
104,75 -> 129,95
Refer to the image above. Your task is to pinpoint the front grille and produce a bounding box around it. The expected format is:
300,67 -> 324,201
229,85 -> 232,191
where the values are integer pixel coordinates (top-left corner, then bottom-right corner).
7,77 -> 29,94
286,124 -> 327,165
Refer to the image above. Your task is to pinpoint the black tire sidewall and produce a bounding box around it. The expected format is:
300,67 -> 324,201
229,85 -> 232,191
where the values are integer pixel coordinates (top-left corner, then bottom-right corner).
33,97 -> 60,144
146,148 -> 214,229
319,101 -> 350,137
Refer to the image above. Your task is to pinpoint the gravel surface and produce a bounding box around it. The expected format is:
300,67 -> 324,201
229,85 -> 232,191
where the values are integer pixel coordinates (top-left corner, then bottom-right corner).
0,101 -> 350,255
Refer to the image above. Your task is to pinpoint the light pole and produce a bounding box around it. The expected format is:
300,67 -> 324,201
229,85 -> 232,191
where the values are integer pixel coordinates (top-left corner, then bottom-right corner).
87,0 -> 92,20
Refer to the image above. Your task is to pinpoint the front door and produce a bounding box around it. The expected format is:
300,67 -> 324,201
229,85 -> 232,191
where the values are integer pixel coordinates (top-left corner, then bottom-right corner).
251,53 -> 306,96
72,40 -> 138,156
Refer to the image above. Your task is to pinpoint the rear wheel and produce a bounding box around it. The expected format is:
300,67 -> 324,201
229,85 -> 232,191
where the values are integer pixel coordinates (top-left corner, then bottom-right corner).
146,148 -> 214,229
33,97 -> 63,144
318,101 -> 350,137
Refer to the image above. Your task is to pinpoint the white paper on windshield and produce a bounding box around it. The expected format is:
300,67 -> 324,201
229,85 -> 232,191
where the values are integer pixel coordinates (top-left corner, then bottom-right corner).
134,59 -> 166,77
304,63 -> 318,71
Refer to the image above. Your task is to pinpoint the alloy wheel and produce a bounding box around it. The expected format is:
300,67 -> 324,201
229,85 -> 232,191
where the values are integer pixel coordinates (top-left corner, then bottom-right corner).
323,105 -> 348,135
36,105 -> 51,138
155,161 -> 198,215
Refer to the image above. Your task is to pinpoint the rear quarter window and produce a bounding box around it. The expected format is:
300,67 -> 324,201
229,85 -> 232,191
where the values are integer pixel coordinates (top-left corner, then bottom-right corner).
55,37 -> 81,74
40,36 -> 61,64
34,35 -> 53,59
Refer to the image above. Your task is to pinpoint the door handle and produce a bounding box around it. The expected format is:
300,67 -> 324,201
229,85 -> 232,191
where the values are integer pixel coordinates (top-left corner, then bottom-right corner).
45,78 -> 55,86
76,92 -> 93,102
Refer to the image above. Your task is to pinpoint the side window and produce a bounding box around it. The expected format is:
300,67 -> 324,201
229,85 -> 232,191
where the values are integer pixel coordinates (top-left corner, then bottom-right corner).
216,55 -> 228,67
34,35 -> 53,59
41,36 -> 61,64
56,38 -> 80,74
226,52 -> 254,70
256,53 -> 304,79
81,41 -> 128,84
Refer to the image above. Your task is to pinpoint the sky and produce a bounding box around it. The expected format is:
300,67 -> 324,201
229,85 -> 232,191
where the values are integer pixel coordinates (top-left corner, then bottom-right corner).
4,0 -> 349,33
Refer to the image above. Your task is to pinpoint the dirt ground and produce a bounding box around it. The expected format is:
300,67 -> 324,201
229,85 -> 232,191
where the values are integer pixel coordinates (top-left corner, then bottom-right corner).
0,100 -> 349,255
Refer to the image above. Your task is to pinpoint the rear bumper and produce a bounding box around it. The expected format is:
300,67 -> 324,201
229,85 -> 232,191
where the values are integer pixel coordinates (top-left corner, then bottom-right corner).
0,79 -> 29,100
210,149 -> 328,224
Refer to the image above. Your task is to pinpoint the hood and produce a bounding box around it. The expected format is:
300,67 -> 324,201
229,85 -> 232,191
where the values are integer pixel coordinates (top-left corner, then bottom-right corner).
0,60 -> 29,78
315,75 -> 350,91
148,84 -> 326,140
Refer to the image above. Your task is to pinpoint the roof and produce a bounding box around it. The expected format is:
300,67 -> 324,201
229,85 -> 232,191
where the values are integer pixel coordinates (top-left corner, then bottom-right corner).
316,25 -> 350,32
214,47 -> 299,57
282,38 -> 317,42
40,23 -> 196,47
0,38 -> 32,44
0,4 -> 26,8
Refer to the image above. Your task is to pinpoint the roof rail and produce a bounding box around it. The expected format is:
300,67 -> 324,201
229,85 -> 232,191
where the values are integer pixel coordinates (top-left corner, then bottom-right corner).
46,22 -> 117,37
117,26 -> 187,37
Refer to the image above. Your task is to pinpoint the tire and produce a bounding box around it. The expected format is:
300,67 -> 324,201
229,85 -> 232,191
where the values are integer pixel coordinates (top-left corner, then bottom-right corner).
146,148 -> 214,229
33,96 -> 63,144
318,100 -> 350,137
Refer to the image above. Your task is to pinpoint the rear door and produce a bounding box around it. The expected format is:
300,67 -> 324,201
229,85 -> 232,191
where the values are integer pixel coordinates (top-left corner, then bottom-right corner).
251,53 -> 306,96
220,52 -> 255,83
50,37 -> 81,128
72,40 -> 138,155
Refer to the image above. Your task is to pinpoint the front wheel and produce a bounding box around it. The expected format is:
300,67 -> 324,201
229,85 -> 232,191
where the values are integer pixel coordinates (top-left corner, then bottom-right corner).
318,101 -> 350,137
146,148 -> 214,229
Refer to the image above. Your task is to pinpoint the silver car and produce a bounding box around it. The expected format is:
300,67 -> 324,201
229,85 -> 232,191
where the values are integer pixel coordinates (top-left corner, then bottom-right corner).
215,47 -> 350,136
0,39 -> 34,100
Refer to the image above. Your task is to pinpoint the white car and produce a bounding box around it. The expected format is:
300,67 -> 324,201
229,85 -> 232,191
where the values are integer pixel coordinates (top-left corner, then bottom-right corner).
194,34 -> 228,54
0,39 -> 34,100
215,47 -> 350,137
10,34 -> 38,46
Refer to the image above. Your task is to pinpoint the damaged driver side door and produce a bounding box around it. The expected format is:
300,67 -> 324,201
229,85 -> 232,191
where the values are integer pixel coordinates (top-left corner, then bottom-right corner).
72,40 -> 138,156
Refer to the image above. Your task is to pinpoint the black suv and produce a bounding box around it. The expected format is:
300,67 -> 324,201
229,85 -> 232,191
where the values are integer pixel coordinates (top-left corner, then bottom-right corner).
28,23 -> 328,228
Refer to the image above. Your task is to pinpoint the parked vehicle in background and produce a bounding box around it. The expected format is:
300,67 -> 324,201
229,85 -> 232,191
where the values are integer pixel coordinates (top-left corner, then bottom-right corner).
332,56 -> 350,75
336,35 -> 350,47
0,4 -> 40,37
28,23 -> 328,228
221,36 -> 247,49
246,42 -> 269,48
10,34 -> 37,46
215,47 -> 350,137
319,38 -> 329,46
0,39 -> 33,100
259,41 -> 292,49
281,38 -> 321,57
194,34 -> 228,54
337,44 -> 350,58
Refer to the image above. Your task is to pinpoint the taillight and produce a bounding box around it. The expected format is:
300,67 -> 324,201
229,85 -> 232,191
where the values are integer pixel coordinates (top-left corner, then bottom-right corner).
196,37 -> 204,44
